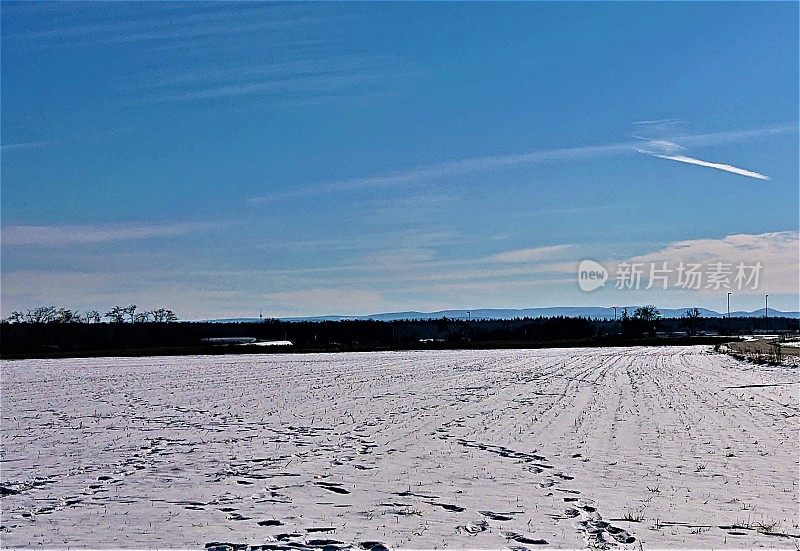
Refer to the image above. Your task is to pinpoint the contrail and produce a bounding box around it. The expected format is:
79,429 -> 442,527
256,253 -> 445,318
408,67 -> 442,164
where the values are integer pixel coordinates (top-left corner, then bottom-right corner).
650,153 -> 770,180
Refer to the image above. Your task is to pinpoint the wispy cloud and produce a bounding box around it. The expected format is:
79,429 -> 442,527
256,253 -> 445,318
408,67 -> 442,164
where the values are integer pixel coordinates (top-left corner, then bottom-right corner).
673,124 -> 797,147
104,20 -> 404,106
5,4 -> 404,112
649,154 -> 770,180
633,137 -> 685,155
632,124 -> 796,181
628,230 -> 798,265
489,245 -> 574,263
246,228 -> 462,254
565,230 -> 799,296
1,222 -> 216,247
141,56 -> 386,91
633,118 -> 682,126
627,230 -> 799,294
95,16 -> 328,47
251,123 -> 795,203
518,203 -> 638,217
250,141 -> 634,202
165,70 -> 382,102
4,231 -> 795,318
134,51 -> 406,106
1,140 -> 58,153
5,4 -> 311,45
261,288 -> 391,317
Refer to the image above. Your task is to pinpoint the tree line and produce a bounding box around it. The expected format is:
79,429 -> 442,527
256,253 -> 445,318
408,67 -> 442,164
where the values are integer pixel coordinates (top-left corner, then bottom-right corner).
4,305 -> 177,324
1,309 -> 796,359
617,305 -> 705,336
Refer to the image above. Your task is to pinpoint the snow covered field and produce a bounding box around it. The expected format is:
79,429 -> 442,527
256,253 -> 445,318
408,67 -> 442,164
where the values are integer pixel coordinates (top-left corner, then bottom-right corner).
1,347 -> 798,549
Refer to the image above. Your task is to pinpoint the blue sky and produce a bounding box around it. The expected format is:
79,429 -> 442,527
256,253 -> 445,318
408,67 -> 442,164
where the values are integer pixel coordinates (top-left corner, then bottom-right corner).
2,2 -> 798,319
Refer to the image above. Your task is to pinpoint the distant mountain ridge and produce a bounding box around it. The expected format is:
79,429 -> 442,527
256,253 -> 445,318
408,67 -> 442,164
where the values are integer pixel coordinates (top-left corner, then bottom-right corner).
208,306 -> 799,323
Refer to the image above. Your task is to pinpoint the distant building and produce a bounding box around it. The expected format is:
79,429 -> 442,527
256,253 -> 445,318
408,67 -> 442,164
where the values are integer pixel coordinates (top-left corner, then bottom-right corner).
202,337 -> 257,345
201,337 -> 293,346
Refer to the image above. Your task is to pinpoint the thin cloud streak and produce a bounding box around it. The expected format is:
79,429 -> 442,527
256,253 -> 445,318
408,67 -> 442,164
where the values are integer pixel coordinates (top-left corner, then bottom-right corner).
166,71 -> 380,102
250,123 -> 795,203
633,118 -> 683,126
6,5 -> 309,43
651,154 -> 770,180
1,141 -> 58,152
673,124 -> 797,147
141,55 -> 388,91
489,245 -> 574,263
98,17 -> 327,46
1,223 -> 217,247
250,141 -> 635,202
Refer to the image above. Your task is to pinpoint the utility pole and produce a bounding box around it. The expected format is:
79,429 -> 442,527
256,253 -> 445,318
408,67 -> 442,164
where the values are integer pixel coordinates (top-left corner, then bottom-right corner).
613,306 -> 617,321
727,292 -> 731,335
765,294 -> 769,332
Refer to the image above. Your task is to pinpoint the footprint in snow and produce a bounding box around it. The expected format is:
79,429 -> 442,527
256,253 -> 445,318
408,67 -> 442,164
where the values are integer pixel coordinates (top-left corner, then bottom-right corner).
458,520 -> 488,534
429,502 -> 465,512
479,510 -> 514,521
501,531 -> 548,545
605,525 -> 636,544
316,482 -> 350,495
0,486 -> 19,497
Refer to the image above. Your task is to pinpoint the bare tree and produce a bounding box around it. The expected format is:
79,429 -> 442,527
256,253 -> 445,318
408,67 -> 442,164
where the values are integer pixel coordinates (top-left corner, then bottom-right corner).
682,307 -> 702,336
124,304 -> 137,323
105,306 -> 126,323
134,311 -> 151,323
149,308 -> 178,322
10,304 -> 179,324
85,310 -> 101,323
6,311 -> 24,323
633,305 -> 661,321
56,308 -> 80,323
27,306 -> 58,323
631,304 -> 661,337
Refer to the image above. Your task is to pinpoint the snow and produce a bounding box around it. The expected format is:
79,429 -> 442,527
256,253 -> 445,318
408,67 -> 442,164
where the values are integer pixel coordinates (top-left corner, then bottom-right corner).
1,346 -> 797,549
242,340 -> 294,347
741,335 -> 782,341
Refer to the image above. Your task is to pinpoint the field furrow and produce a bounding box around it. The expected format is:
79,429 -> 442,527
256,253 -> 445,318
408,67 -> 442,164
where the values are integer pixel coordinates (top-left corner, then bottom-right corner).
1,346 -> 797,549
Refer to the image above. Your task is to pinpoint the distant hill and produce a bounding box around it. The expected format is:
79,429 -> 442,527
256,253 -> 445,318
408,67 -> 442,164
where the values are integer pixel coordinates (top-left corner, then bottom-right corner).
728,307 -> 799,318
207,306 -> 799,323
